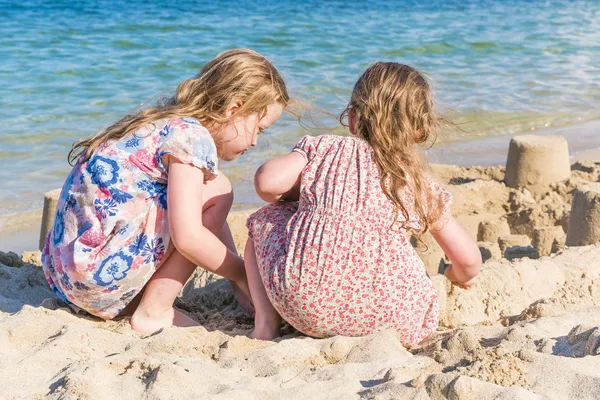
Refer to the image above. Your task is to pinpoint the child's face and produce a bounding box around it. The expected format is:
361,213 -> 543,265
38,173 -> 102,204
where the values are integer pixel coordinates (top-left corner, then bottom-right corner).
216,103 -> 284,161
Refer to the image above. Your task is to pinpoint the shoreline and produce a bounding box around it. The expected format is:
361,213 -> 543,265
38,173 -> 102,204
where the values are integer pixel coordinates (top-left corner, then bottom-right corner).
428,118 -> 600,166
2,119 -> 599,255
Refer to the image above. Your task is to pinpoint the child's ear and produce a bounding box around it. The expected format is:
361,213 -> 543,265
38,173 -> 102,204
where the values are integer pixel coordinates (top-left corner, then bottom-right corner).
226,98 -> 243,118
415,128 -> 424,142
348,108 -> 358,136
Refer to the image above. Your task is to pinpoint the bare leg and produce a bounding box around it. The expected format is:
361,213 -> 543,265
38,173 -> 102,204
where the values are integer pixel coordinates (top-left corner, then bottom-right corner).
218,221 -> 254,315
244,239 -> 281,340
217,218 -> 238,255
130,173 -> 248,333
116,286 -> 146,318
131,247 -> 199,333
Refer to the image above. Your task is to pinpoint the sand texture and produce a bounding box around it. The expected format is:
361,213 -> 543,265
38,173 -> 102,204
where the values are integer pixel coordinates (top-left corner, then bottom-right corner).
2,160 -> 600,399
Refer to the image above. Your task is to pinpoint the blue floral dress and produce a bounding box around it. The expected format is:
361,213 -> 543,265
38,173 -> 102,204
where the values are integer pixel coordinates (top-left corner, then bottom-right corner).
42,117 -> 219,319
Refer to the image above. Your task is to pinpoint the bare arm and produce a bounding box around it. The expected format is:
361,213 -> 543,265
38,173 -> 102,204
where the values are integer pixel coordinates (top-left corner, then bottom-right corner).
431,211 -> 482,289
254,151 -> 307,203
166,158 -> 244,281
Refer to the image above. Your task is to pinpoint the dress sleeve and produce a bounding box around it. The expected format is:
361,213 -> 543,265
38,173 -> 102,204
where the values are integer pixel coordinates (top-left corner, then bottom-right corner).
157,119 -> 219,181
292,135 -> 318,162
426,176 -> 453,216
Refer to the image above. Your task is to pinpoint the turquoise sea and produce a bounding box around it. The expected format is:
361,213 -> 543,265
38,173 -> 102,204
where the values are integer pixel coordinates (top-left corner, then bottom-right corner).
1,0 -> 599,233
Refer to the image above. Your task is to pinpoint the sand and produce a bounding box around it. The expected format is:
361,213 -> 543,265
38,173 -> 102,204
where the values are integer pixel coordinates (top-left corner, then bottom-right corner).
2,158 -> 600,399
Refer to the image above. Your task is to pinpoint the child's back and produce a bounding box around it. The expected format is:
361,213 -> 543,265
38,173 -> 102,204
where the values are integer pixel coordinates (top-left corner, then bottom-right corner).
42,117 -> 217,318
245,62 -> 481,346
248,134 -> 451,344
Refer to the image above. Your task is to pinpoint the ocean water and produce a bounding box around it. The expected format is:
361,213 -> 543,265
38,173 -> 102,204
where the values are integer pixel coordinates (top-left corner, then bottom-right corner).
1,0 -> 599,230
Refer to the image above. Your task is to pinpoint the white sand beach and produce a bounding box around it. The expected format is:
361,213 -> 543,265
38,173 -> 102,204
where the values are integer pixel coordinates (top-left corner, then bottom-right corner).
2,145 -> 600,399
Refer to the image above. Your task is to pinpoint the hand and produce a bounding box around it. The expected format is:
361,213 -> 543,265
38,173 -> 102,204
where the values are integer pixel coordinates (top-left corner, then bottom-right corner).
444,264 -> 478,290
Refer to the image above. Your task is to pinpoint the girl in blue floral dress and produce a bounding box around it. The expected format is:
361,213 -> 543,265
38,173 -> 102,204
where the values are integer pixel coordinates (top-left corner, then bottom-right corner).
42,49 -> 288,333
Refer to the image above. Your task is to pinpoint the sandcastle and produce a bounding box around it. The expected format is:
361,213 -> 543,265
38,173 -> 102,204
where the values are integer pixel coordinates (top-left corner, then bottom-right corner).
504,134 -> 571,192
432,134 -> 598,267
566,183 -> 600,247
38,188 -> 62,251
532,226 -> 566,257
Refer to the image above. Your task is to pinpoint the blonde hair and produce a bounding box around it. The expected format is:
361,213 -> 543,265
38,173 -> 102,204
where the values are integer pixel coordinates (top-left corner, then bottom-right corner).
341,62 -> 443,234
69,48 -> 289,165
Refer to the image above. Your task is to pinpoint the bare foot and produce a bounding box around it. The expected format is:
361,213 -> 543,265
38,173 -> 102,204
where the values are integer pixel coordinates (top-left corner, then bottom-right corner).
231,280 -> 255,316
249,319 -> 281,340
130,307 -> 199,334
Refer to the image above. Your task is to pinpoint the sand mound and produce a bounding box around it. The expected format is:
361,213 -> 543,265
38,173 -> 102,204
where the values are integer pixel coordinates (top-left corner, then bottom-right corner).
2,243 -> 600,399
434,245 -> 600,328
416,162 -> 600,271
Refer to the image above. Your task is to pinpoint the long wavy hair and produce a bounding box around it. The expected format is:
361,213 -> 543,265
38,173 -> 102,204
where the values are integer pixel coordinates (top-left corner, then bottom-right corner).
69,48 -> 290,165
341,62 -> 444,234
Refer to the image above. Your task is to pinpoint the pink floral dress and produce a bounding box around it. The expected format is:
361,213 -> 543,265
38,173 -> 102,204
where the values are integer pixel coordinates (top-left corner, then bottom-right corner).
42,117 -> 218,319
247,135 -> 452,347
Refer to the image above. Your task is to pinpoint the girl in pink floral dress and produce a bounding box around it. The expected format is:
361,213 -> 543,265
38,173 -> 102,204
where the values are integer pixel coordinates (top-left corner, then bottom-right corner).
42,49 -> 287,333
245,62 -> 482,347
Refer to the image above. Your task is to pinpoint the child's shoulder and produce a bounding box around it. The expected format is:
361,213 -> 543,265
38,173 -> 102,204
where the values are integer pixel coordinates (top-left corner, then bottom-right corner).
161,116 -> 209,135
300,134 -> 361,146
169,116 -> 205,128
134,116 -> 211,140
293,135 -> 369,163
295,134 -> 368,154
